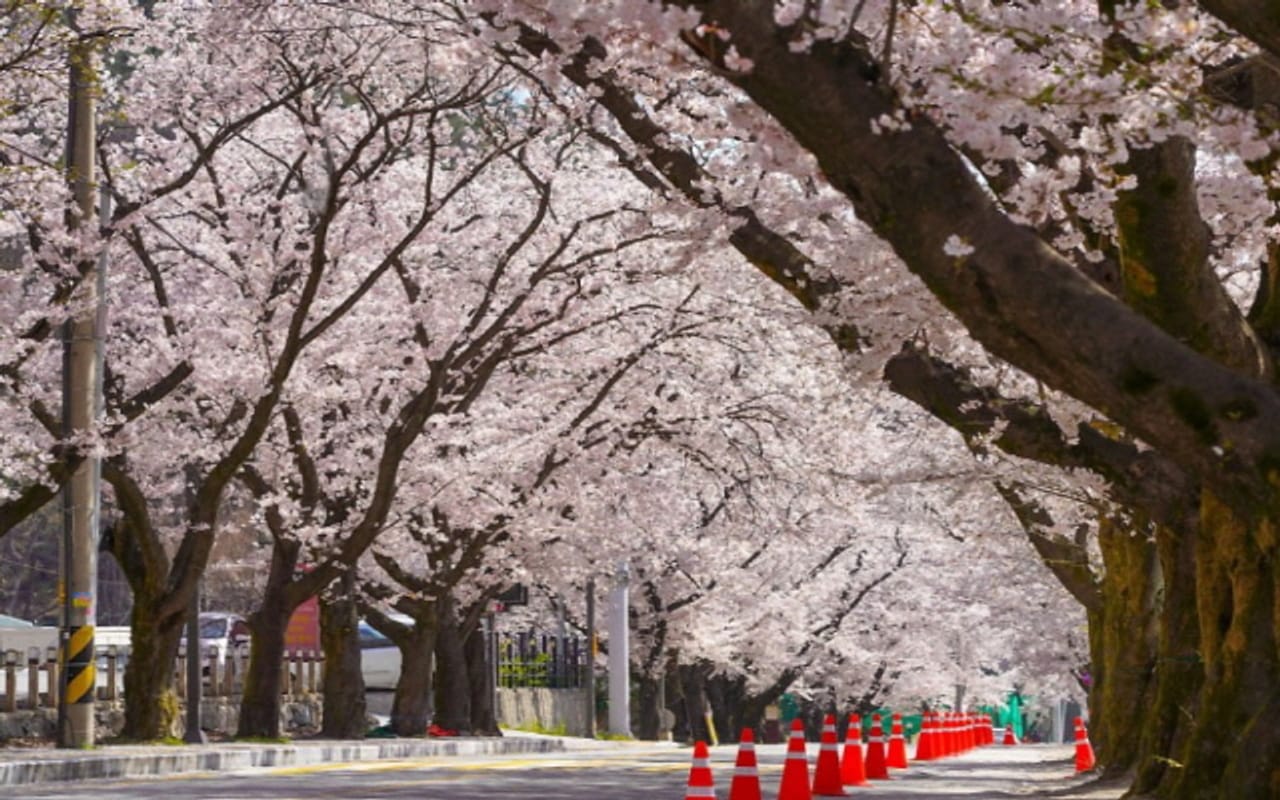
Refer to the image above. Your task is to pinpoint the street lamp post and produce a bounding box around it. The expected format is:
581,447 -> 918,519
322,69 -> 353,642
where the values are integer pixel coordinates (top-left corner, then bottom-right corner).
607,563 -> 630,738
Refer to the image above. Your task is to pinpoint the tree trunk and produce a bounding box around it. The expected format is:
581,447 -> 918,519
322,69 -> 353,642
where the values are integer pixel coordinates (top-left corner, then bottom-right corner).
433,595 -> 471,734
636,671 -> 661,740
736,668 -> 797,739
466,624 -> 499,735
1160,495 -> 1280,799
389,619 -> 436,737
1087,516 -> 1160,775
677,662 -> 711,743
320,569 -> 366,739
1132,523 -> 1203,794
120,597 -> 183,740
237,541 -> 300,738
705,672 -> 747,743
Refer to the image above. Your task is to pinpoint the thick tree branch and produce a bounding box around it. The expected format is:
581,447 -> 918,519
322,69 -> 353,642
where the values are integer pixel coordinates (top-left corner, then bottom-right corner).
884,342 -> 1198,534
1197,2 -> 1280,62
994,483 -> 1103,613
664,1 -> 1280,509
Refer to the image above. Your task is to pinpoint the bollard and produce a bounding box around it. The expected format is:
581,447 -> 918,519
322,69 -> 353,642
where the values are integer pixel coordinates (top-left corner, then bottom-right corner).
207,645 -> 220,697
44,646 -> 58,708
3,650 -> 16,712
27,647 -> 40,710
222,647 -> 235,697
106,645 -> 119,701
307,650 -> 317,694
281,654 -> 292,696
95,647 -> 105,701
176,652 -> 187,700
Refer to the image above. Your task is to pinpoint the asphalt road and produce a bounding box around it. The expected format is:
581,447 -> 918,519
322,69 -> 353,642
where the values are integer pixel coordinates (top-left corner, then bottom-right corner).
13,743 -> 1125,799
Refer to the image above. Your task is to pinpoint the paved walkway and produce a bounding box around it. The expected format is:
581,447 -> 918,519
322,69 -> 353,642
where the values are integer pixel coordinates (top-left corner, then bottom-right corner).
0,732 -> 588,786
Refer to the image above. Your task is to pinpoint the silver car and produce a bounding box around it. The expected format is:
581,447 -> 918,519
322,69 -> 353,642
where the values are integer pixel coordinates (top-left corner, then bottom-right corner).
179,612 -> 249,664
358,618 -> 405,690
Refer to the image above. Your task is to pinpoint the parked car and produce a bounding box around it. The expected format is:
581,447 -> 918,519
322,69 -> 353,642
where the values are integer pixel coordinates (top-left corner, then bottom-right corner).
359,615 -> 412,690
179,612 -> 250,663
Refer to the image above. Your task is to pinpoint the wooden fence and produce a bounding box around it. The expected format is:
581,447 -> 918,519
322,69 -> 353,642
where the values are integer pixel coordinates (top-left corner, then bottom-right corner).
0,645 -> 324,711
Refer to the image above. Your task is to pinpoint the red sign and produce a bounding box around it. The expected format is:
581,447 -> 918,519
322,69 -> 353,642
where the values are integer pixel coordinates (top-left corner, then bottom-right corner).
284,596 -> 321,654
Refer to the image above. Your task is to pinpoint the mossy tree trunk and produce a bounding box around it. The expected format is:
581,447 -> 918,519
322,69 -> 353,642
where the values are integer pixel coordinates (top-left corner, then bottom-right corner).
120,595 -> 184,740
1157,495 -> 1280,799
1132,523 -> 1202,794
1087,516 -> 1160,775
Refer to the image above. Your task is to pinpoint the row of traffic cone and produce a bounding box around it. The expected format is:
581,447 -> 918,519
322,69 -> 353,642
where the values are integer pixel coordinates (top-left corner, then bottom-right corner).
913,711 -> 995,761
688,713 -> 1097,798
686,710 -> 940,800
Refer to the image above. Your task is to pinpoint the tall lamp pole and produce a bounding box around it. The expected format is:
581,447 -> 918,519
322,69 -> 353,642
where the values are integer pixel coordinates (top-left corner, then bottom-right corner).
607,563 -> 630,738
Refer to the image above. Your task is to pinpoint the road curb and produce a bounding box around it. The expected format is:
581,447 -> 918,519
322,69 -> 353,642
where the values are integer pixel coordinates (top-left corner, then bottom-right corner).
0,736 -> 566,786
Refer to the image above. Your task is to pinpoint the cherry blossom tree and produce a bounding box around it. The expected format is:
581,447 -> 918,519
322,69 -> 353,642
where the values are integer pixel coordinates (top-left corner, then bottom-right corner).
3,0 -> 519,738
3,5 -> 1241,781
480,3 -> 1280,794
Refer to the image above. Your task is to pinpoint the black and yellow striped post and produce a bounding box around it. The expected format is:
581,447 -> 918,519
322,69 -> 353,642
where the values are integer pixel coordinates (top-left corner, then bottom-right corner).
62,624 -> 96,706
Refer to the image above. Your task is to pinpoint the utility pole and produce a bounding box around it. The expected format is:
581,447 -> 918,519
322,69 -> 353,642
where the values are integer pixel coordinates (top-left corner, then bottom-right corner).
607,563 -> 630,738
58,30 -> 102,750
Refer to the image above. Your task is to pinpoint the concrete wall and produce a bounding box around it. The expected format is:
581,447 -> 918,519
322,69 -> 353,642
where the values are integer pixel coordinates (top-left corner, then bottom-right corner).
496,688 -> 591,737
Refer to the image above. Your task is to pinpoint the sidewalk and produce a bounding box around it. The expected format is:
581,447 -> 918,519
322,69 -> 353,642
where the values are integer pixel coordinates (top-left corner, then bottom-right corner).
0,732 -> 573,787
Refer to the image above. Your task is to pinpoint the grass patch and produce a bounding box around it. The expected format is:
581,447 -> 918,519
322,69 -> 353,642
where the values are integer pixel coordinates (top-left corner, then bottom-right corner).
502,721 -> 568,736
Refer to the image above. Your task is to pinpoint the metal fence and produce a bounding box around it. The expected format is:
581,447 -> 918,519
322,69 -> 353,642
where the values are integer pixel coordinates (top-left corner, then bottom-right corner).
496,632 -> 587,689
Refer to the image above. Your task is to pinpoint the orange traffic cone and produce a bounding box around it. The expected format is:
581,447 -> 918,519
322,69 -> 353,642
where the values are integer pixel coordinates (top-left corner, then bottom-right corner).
1002,720 -> 1018,746
840,714 -> 867,787
686,740 -> 717,799
778,718 -> 812,800
811,714 -> 848,797
729,728 -> 763,800
863,713 -> 890,780
886,713 -> 908,769
1073,717 -> 1096,773
938,713 -> 953,758
962,713 -> 975,752
914,712 -> 935,761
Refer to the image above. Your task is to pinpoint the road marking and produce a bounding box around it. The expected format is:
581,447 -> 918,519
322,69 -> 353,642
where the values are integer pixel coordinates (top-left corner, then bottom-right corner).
259,753 -> 774,778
